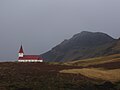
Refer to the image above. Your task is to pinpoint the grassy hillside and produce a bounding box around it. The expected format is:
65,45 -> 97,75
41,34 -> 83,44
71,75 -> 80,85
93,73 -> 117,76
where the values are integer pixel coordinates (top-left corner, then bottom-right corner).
60,53 -> 120,89
64,54 -> 120,67
60,68 -> 120,83
0,53 -> 120,90
0,62 -> 119,90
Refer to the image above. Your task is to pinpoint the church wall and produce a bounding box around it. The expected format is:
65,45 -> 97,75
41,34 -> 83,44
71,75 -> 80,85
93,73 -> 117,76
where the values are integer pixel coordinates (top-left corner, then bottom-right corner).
18,60 -> 43,62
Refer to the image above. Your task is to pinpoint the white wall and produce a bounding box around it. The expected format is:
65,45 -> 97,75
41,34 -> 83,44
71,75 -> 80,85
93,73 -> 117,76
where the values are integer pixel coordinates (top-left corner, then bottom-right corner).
18,60 -> 43,62
19,53 -> 24,57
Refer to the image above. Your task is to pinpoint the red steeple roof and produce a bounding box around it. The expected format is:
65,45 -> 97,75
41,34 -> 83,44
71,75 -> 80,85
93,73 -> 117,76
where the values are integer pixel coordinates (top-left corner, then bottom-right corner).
19,45 -> 24,53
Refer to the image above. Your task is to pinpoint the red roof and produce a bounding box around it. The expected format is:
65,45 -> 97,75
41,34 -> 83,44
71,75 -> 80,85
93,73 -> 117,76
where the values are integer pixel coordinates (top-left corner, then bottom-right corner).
19,45 -> 24,53
18,55 -> 43,60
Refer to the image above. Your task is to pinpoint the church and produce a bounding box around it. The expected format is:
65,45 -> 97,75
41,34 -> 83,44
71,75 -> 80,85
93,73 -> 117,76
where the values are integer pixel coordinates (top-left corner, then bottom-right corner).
18,45 -> 43,62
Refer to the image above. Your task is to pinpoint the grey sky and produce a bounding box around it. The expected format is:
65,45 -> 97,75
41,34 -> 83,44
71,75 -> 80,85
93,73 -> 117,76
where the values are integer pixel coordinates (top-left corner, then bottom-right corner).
0,0 -> 120,61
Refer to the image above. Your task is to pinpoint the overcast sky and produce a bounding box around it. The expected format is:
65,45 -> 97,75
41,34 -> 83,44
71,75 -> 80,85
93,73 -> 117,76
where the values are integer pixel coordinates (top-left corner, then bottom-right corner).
0,0 -> 120,61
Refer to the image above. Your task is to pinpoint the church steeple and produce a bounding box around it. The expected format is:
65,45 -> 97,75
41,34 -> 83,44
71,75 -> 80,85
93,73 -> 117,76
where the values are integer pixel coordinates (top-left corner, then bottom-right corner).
19,45 -> 24,53
18,45 -> 24,57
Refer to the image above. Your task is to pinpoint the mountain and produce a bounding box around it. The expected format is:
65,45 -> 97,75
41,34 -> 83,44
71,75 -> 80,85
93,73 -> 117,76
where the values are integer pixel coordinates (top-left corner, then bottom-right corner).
42,31 -> 119,62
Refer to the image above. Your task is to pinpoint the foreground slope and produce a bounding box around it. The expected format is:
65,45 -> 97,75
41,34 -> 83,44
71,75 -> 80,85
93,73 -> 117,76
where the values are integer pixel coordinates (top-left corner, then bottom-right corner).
60,68 -> 120,82
60,54 -> 120,83
64,53 -> 120,67
0,62 -> 120,90
42,31 -> 118,62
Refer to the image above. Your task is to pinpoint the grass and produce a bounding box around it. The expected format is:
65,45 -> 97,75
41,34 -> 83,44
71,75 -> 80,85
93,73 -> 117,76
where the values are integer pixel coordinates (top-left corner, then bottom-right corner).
64,54 -> 120,67
0,53 -> 120,90
0,62 -> 119,90
0,62 -> 99,90
60,68 -> 120,83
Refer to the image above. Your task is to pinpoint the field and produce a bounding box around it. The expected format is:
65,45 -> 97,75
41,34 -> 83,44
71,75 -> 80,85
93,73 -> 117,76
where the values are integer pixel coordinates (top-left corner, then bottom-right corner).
60,68 -> 120,82
0,54 -> 120,90
0,62 -> 95,90
64,54 -> 120,67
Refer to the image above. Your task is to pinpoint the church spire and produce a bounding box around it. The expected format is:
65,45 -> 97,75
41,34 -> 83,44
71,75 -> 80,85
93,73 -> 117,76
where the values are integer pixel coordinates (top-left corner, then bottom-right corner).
19,45 -> 24,53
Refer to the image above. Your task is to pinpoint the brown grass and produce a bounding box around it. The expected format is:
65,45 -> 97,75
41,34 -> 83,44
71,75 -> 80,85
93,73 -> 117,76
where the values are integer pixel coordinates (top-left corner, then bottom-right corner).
64,54 -> 120,67
60,68 -> 120,83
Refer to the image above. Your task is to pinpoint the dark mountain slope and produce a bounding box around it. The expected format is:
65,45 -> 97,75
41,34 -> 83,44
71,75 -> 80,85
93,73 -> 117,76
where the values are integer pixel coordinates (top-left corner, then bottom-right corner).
42,31 -> 118,62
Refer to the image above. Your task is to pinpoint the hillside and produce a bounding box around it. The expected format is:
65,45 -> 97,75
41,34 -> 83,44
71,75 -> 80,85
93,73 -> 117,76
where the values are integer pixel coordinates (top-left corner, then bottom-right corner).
64,53 -> 120,68
42,31 -> 119,62
0,62 -> 120,90
60,53 -> 120,83
0,53 -> 120,90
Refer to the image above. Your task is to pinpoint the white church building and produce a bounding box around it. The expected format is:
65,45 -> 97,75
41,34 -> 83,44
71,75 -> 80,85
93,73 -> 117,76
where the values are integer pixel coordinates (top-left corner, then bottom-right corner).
18,45 -> 43,62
